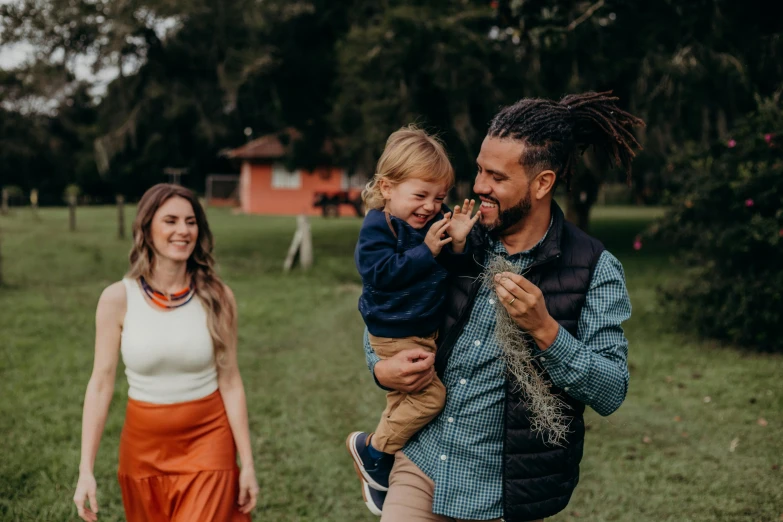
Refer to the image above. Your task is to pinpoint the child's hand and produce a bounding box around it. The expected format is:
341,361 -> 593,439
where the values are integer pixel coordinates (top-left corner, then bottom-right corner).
449,200 -> 481,252
424,214 -> 452,256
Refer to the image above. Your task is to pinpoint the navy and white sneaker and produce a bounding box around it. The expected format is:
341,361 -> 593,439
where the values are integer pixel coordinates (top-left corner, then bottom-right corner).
361,478 -> 387,516
346,431 -> 394,491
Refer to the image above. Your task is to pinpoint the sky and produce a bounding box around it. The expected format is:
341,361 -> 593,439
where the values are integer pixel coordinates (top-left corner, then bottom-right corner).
0,0 -> 38,71
1,41 -> 121,101
0,0 -> 177,99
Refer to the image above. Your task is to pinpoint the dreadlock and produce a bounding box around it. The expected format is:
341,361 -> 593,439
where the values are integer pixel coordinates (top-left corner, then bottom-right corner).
487,91 -> 645,188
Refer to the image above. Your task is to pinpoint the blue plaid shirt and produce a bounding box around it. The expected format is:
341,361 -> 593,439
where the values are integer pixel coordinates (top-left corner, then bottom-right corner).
363,231 -> 631,520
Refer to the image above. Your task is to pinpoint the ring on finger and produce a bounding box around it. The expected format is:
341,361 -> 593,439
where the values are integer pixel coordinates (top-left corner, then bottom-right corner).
508,297 -> 516,305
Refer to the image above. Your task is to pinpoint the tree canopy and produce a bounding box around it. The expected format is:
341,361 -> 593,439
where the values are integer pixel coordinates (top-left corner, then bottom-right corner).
1,0 -> 781,219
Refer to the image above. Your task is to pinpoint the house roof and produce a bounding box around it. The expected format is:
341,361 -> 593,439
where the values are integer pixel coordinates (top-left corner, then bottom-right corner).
222,129 -> 300,160
223,127 -> 342,162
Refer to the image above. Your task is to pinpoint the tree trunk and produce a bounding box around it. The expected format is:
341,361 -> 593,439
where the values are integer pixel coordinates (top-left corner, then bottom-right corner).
564,151 -> 602,232
117,195 -> 126,239
565,189 -> 594,232
0,225 -> 4,286
700,105 -> 711,147
69,195 -> 77,231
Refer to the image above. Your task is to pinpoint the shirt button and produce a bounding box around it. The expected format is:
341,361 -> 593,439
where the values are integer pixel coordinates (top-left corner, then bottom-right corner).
440,454 -> 448,461
474,340 -> 481,347
448,417 -> 454,423
460,378 -> 467,385
539,357 -> 546,362
564,386 -> 570,391
489,298 -> 495,305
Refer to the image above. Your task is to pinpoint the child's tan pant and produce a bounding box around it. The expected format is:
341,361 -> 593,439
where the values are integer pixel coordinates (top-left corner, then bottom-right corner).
369,332 -> 447,453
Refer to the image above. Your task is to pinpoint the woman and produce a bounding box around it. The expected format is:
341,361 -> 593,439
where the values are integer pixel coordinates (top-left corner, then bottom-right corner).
73,184 -> 258,521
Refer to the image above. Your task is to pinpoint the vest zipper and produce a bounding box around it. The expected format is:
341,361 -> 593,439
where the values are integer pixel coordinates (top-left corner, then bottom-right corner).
501,251 -> 560,520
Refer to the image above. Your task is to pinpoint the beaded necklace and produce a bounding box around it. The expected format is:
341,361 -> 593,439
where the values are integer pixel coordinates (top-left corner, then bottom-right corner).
139,276 -> 196,309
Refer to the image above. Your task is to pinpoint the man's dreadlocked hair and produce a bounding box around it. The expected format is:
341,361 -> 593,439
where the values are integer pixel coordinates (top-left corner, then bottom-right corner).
487,91 -> 645,188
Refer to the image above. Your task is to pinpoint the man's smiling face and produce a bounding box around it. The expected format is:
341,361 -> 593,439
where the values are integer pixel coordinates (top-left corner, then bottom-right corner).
473,136 -> 535,235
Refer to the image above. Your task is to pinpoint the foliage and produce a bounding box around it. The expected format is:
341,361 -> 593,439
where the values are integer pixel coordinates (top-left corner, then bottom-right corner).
654,97 -> 783,351
599,183 -> 634,206
495,0 -> 783,227
2,185 -> 24,201
63,184 -> 82,201
332,0 -> 511,179
1,0 -> 782,217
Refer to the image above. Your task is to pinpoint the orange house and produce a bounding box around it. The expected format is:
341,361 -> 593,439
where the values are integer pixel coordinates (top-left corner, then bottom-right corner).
223,131 -> 364,217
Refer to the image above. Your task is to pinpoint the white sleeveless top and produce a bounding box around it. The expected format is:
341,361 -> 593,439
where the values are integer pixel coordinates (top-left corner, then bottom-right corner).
120,278 -> 218,404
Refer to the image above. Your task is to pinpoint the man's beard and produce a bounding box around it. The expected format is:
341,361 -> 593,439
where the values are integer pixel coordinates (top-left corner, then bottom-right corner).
485,191 -> 532,236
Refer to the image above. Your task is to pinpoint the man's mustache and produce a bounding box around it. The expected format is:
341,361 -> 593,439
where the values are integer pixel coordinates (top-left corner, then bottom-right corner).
480,196 -> 500,205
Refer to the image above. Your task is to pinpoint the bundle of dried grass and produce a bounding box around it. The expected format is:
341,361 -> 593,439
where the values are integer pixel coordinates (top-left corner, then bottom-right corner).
481,255 -> 571,446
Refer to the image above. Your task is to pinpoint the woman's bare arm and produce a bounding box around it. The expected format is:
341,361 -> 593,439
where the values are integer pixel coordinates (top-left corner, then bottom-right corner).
216,286 -> 258,514
73,282 -> 125,521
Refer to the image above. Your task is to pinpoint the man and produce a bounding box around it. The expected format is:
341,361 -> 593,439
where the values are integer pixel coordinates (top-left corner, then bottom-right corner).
351,92 -> 644,521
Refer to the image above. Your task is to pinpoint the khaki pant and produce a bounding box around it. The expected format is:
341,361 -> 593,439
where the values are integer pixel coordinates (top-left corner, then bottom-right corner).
383,453 -> 542,522
369,333 -> 447,453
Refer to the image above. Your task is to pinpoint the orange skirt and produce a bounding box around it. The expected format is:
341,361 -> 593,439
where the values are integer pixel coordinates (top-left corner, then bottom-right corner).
118,390 -> 251,522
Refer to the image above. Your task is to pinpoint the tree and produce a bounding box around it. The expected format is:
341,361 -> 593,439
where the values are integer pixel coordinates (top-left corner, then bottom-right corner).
2,0 -> 782,224
497,0 -> 783,229
331,0 -> 514,181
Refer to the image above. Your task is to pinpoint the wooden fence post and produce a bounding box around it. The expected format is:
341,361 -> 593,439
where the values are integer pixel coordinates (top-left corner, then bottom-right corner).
299,215 -> 313,270
283,215 -> 313,272
30,189 -> 39,220
116,195 -> 126,239
0,225 -> 4,286
68,194 -> 77,231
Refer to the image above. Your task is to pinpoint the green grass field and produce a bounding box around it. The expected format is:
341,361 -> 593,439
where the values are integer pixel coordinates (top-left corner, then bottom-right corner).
0,205 -> 781,522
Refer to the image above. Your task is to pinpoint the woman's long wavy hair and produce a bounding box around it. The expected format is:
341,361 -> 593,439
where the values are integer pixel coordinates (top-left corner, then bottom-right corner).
127,183 -> 234,363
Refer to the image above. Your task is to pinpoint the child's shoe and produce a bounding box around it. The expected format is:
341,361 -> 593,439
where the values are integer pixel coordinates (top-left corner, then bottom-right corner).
361,478 -> 386,516
346,431 -> 394,491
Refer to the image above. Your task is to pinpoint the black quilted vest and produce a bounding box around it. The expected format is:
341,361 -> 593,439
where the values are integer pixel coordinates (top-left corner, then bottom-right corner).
434,202 -> 605,522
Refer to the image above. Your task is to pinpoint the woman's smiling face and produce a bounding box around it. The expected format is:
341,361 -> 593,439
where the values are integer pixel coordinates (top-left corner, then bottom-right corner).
149,196 -> 198,263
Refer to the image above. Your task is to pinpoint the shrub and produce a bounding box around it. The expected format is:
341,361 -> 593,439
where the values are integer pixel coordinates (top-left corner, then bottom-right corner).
599,183 -> 634,206
2,185 -> 25,205
654,97 -> 783,351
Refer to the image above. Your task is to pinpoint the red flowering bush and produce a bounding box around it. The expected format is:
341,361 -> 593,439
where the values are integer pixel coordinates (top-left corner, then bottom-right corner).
654,98 -> 783,351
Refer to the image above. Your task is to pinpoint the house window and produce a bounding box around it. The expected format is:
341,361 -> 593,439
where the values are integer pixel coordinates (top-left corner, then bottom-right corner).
271,164 -> 301,189
341,171 -> 368,189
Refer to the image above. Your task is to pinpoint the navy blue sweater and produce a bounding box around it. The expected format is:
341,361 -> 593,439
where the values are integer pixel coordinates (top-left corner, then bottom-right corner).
355,209 -> 450,338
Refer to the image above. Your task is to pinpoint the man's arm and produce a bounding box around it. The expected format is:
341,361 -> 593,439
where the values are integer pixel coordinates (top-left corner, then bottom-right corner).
364,328 -> 382,375
533,251 -> 631,416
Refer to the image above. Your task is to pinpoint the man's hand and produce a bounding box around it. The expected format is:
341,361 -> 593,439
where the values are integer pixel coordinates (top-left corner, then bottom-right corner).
494,272 -> 560,350
449,199 -> 481,253
424,214 -> 453,256
374,348 -> 436,393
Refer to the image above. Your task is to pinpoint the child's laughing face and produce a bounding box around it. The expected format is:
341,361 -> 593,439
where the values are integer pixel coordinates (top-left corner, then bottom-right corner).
381,177 -> 449,229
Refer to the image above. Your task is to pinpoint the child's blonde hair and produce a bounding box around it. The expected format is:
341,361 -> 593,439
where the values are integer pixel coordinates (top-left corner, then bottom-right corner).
362,125 -> 455,211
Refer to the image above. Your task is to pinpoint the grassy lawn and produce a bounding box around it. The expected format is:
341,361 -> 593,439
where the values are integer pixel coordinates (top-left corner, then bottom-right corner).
0,205 -> 780,522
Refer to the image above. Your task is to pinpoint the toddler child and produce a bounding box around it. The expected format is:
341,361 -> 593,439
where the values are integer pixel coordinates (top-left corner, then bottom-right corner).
346,125 -> 480,515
